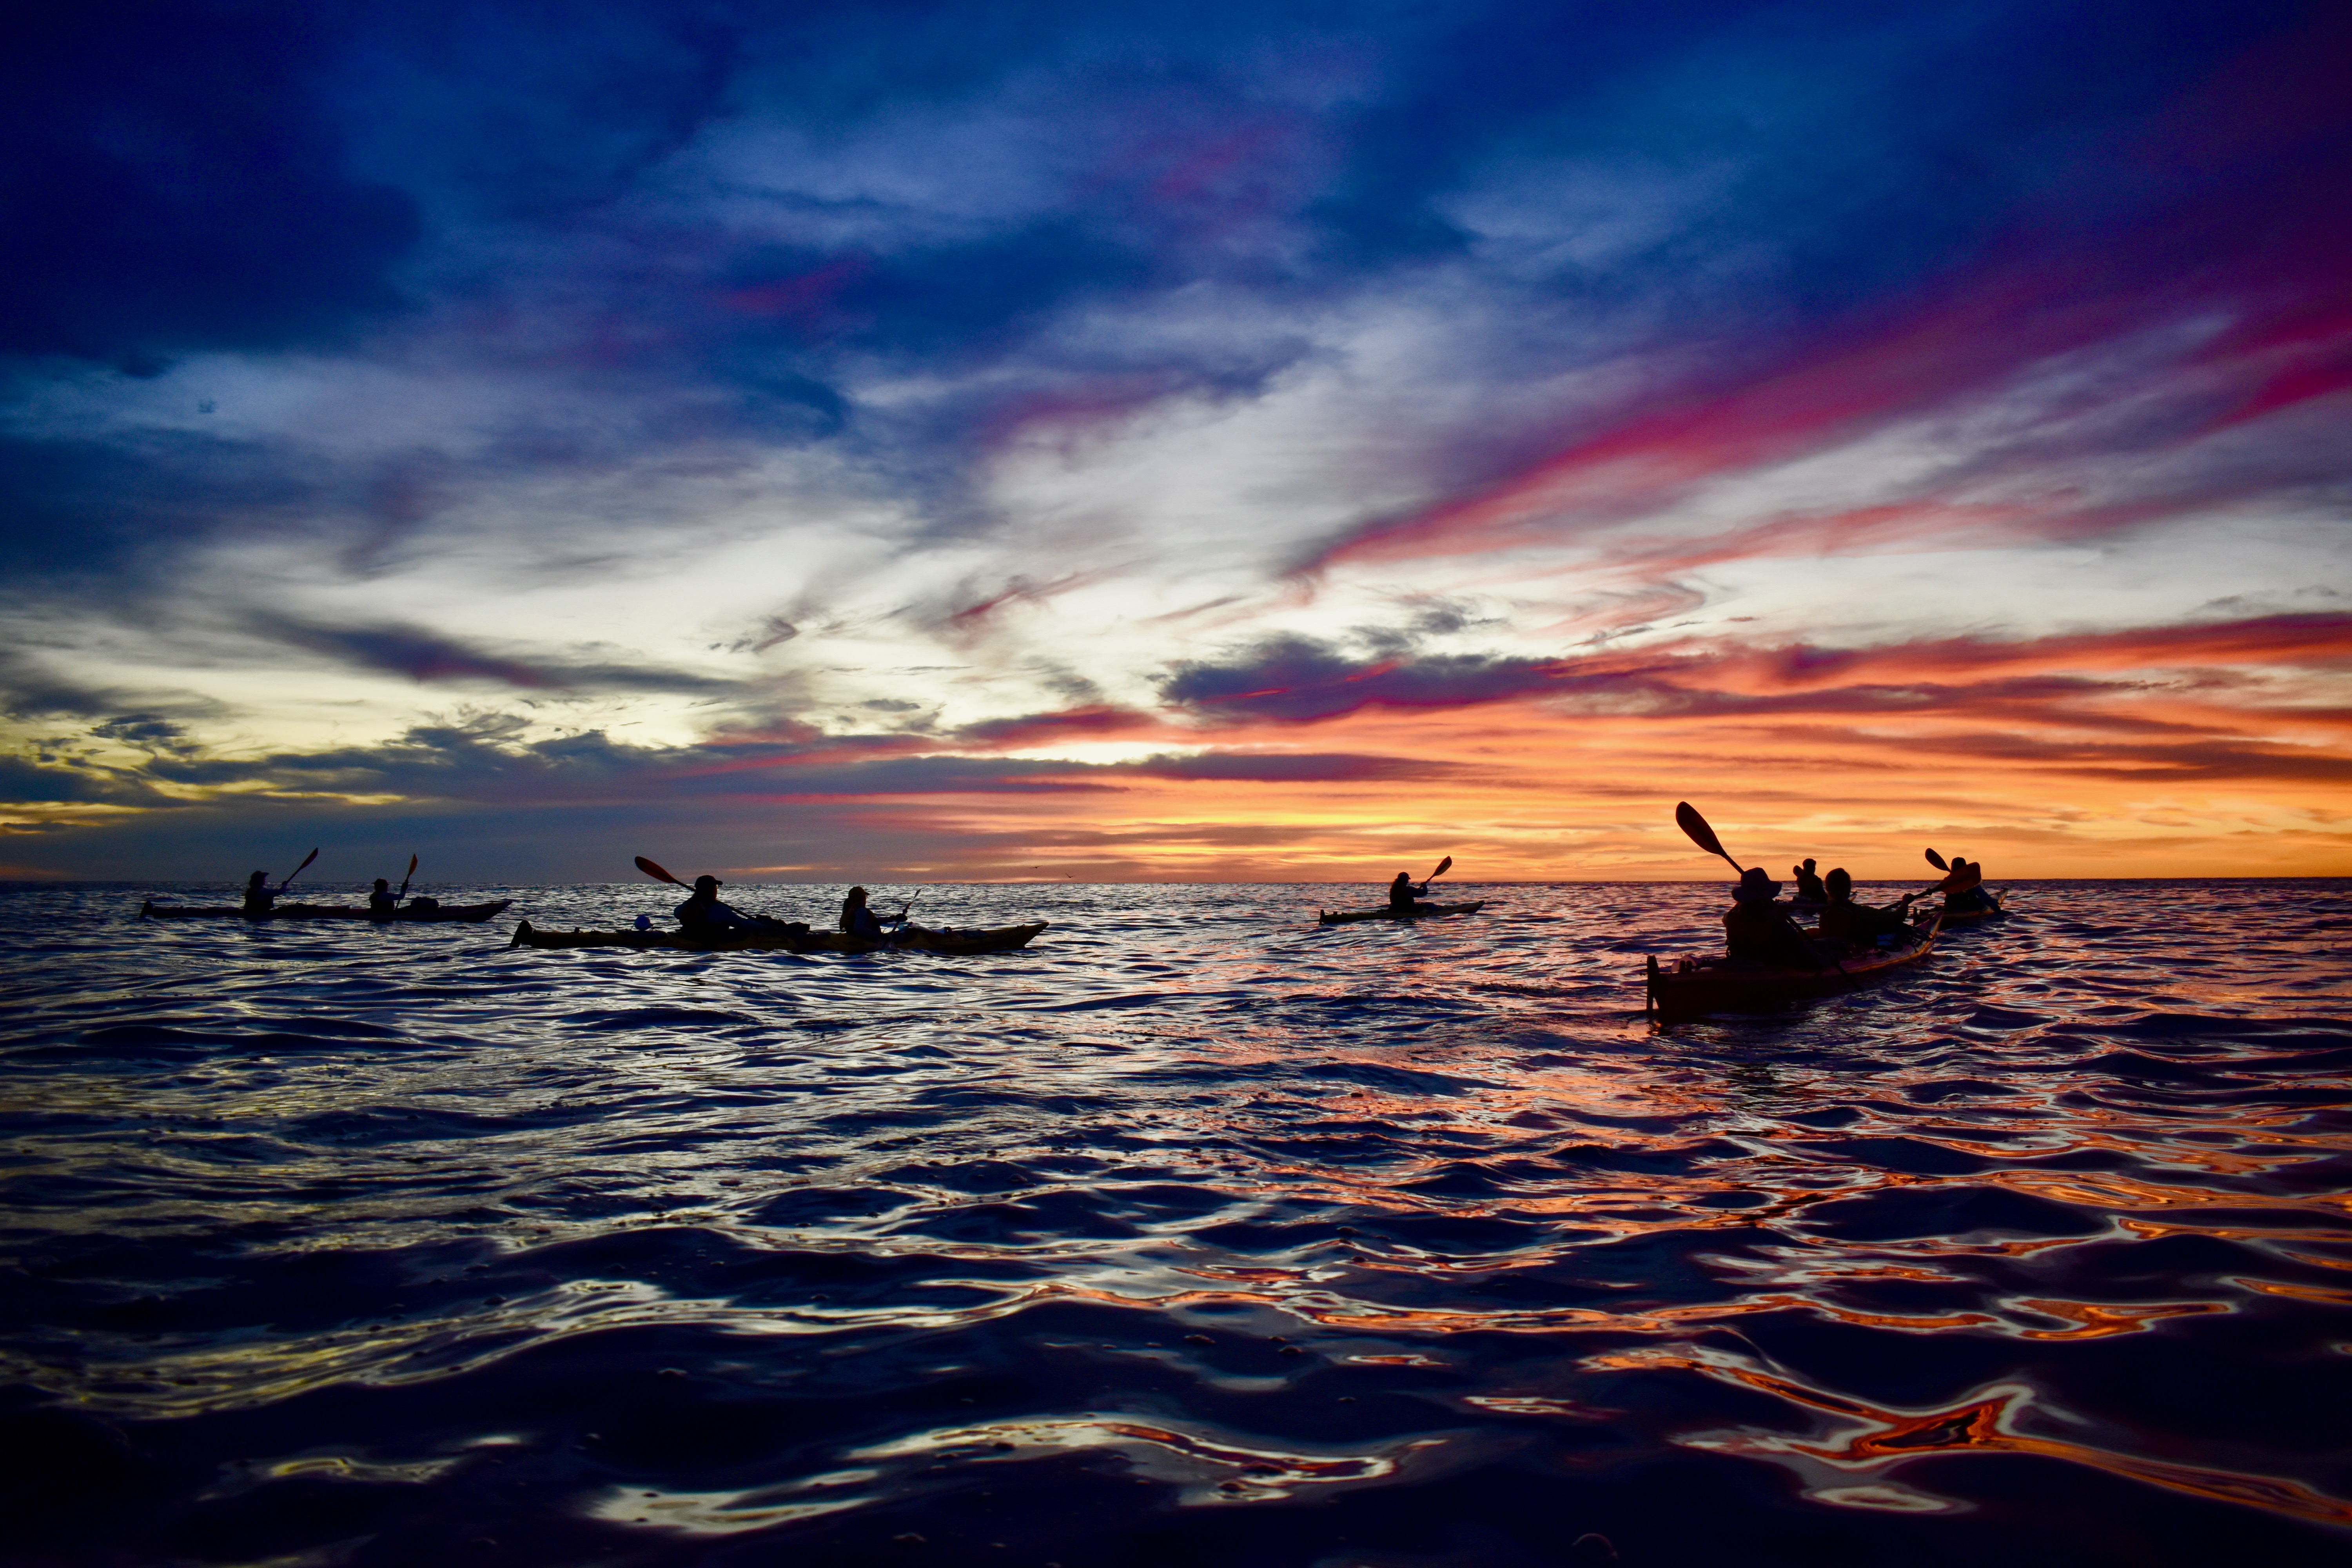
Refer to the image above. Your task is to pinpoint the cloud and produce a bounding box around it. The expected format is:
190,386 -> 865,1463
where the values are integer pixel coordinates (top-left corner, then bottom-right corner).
1161,635 -> 1579,724
250,616 -> 744,695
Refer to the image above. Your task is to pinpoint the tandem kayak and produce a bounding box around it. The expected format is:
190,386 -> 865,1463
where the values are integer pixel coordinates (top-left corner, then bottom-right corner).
140,899 -> 515,923
1644,911 -> 1943,1018
506,920 -> 1048,955
1939,889 -> 2005,925
1318,900 -> 1486,925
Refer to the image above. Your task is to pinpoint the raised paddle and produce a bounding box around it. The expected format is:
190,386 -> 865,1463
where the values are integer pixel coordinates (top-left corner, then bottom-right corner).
1672,802 -> 1847,981
635,856 -> 787,926
279,847 -> 319,891
1425,854 -> 1453,889
1674,802 -> 1740,870
1924,848 -> 1950,871
397,853 -> 417,900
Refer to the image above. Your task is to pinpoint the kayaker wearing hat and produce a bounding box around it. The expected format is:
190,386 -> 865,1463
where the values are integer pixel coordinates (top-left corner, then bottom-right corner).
1387,871 -> 1431,913
839,886 -> 914,941
675,874 -> 778,931
1817,867 -> 1918,947
1722,867 -> 1815,966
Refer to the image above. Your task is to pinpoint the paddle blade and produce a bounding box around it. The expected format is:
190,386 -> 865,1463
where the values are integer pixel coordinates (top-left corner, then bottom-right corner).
293,848 -> 319,874
1673,802 -> 1735,866
634,855 -> 685,886
406,853 -> 419,876
1924,848 -> 1949,871
1430,855 -> 1452,880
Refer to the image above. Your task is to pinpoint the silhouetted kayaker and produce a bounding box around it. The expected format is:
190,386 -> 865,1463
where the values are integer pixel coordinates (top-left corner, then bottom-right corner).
242,870 -> 277,915
840,886 -> 906,940
1723,867 -> 1813,966
1387,872 -> 1430,912
1944,857 -> 1994,913
675,874 -> 775,931
1817,868 -> 1917,946
368,878 -> 397,916
1791,858 -> 1827,902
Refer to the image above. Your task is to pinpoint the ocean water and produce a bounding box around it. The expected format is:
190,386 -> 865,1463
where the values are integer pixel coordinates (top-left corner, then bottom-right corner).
3,878 -> 2348,1567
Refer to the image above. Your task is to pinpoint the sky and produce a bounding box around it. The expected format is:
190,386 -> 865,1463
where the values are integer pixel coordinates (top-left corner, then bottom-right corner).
3,0 -> 2348,885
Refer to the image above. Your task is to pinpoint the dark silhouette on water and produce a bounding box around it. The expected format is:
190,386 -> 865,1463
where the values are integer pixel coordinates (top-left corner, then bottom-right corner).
676,874 -> 780,931
1791,857 -> 1827,902
1722,866 -> 1816,965
1817,866 -> 1920,947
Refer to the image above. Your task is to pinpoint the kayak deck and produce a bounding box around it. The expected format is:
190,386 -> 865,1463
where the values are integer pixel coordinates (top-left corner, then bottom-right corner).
1318,900 -> 1485,925
508,920 -> 1048,955
1645,911 -> 1943,1018
140,899 -> 514,924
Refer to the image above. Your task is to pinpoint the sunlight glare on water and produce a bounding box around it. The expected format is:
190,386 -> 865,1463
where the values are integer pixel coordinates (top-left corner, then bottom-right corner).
3,879 -> 2349,1566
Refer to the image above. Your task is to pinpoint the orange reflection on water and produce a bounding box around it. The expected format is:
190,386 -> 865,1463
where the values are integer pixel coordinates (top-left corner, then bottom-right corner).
1592,1346 -> 2352,1528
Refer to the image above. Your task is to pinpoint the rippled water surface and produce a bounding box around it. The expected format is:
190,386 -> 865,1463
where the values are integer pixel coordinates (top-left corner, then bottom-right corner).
5,879 -> 2350,1566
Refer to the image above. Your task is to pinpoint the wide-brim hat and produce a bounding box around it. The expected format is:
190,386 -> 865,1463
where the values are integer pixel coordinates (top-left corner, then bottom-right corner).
1731,868 -> 1781,903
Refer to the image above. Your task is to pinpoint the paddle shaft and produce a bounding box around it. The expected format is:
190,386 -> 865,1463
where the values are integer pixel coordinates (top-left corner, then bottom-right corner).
278,848 -> 319,892
397,853 -> 417,900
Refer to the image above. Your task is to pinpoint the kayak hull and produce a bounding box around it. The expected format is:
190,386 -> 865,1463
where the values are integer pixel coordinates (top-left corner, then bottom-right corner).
506,920 -> 1048,955
140,899 -> 514,924
1646,912 -> 1943,1018
1318,900 -> 1485,925
1938,889 -> 2005,924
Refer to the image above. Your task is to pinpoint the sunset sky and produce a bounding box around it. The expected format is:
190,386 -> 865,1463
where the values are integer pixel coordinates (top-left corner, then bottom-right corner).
4,0 -> 2348,883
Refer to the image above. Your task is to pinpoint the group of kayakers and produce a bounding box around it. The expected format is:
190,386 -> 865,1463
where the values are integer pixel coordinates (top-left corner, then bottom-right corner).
240,855 -> 440,918
671,874 -> 918,941
1723,855 -> 1993,965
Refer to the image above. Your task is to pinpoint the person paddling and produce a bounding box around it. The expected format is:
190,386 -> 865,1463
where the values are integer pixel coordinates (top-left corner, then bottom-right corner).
675,874 -> 778,931
839,886 -> 911,941
1791,858 -> 1827,902
1387,871 -> 1430,912
368,878 -> 398,916
1723,867 -> 1815,967
1817,867 -> 1919,947
1943,856 -> 1994,913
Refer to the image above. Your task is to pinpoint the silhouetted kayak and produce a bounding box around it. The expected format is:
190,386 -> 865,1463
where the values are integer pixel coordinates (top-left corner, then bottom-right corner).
506,920 -> 1048,955
1939,889 -> 2005,924
1318,900 -> 1485,924
1644,911 -> 1943,1018
140,900 -> 514,923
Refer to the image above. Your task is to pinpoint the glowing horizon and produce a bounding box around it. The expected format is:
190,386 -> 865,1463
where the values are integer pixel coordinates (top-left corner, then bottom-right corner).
4,3 -> 2348,883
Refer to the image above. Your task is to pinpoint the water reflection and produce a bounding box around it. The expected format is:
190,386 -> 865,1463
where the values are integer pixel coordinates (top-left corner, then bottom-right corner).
2,879 -> 2348,1564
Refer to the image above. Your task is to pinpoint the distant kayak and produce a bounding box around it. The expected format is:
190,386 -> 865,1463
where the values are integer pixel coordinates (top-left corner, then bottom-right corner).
1645,911 -> 1942,1018
1318,900 -> 1485,925
506,920 -> 1048,955
140,899 -> 514,924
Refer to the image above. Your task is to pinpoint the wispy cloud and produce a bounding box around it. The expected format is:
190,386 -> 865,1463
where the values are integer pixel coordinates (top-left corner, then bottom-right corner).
2,0 -> 2346,878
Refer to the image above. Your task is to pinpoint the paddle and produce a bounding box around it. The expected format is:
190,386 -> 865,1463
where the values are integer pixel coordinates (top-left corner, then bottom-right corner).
636,856 -> 788,927
1924,848 -> 1949,872
1424,854 -> 1452,892
1673,803 -> 1846,979
397,853 -> 417,900
278,848 -> 319,892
